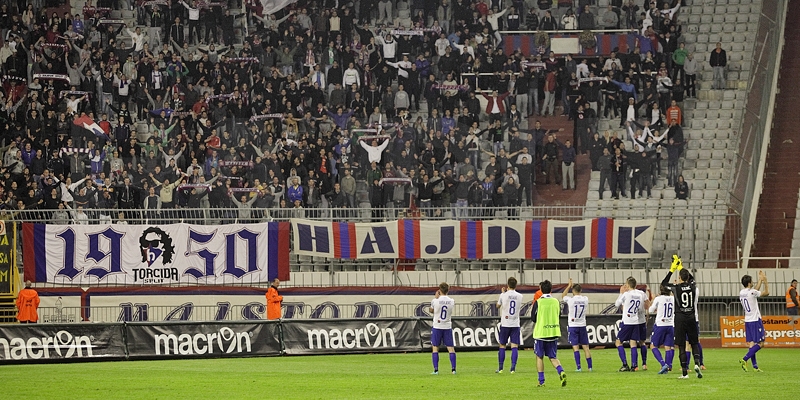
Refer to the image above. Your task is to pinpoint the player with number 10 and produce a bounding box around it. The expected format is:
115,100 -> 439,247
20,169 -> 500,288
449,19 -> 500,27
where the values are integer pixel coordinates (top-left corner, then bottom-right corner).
738,271 -> 769,372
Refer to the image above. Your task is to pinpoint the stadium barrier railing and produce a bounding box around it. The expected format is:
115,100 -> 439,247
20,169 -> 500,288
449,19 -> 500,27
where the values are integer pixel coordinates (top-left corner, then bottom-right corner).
36,297 -> 787,336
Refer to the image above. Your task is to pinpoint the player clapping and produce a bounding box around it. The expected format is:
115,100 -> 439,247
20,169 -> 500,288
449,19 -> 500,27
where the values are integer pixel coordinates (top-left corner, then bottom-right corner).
429,282 -> 457,375
649,285 -> 676,374
562,278 -> 593,372
614,277 -> 649,372
738,271 -> 769,372
496,277 -> 524,374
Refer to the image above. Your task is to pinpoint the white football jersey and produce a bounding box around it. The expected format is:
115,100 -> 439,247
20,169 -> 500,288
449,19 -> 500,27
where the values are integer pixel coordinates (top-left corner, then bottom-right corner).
498,290 -> 524,327
616,290 -> 645,325
648,295 -> 674,327
739,288 -> 762,323
564,295 -> 589,327
431,295 -> 455,329
635,289 -> 647,324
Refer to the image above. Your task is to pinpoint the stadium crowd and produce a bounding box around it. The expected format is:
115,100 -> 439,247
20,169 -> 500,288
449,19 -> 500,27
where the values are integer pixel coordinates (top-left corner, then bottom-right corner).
0,0 -> 706,223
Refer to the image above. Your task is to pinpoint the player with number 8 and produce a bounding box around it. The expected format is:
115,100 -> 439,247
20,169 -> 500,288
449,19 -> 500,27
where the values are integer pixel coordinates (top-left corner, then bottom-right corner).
496,277 -> 524,373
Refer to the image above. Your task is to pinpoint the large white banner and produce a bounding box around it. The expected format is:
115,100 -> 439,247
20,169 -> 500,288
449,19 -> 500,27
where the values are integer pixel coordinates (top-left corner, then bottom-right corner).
23,223 -> 290,285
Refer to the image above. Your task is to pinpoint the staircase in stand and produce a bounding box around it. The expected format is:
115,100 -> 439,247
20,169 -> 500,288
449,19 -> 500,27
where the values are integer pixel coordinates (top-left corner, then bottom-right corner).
749,0 -> 800,268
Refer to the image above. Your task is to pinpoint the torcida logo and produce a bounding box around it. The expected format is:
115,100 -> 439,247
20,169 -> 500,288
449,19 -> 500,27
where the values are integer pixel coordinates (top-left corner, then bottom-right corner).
134,227 -> 178,283
139,227 -> 175,266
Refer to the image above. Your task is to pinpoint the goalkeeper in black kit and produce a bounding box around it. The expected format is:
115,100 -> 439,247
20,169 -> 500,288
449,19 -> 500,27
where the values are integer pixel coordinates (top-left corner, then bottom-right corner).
661,255 -> 704,380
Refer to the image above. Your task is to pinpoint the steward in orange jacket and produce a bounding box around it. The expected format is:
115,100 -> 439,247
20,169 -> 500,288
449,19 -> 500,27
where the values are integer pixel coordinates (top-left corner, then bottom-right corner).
16,281 -> 40,323
266,279 -> 283,320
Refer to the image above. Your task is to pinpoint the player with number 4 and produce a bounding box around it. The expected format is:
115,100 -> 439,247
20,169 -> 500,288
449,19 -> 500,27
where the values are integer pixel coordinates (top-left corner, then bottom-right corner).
662,255 -> 703,379
429,282 -> 457,375
739,270 -> 769,372
496,277 -> 524,373
562,278 -> 592,372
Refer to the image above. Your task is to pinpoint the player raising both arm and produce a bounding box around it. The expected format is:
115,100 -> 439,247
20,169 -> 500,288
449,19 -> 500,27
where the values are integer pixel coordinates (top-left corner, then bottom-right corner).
496,277 -> 524,374
738,271 -> 769,372
661,255 -> 703,379
562,278 -> 592,372
429,282 -> 457,375
614,277 -> 648,372
649,285 -> 675,374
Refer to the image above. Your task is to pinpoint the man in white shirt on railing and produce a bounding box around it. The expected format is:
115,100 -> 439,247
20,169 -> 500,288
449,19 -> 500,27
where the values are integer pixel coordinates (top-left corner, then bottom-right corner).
360,137 -> 391,164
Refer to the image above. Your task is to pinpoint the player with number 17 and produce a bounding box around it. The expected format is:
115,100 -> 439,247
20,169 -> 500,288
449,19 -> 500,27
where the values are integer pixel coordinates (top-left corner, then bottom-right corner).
562,278 -> 592,372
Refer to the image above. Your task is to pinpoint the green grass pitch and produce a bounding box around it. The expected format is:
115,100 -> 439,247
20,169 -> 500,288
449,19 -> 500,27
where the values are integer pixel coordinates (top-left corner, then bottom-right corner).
3,348 -> 796,399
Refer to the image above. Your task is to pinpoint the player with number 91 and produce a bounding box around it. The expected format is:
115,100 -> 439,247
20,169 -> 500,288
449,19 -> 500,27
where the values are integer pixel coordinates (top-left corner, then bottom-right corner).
662,255 -> 703,379
429,282 -> 457,375
496,277 -> 524,374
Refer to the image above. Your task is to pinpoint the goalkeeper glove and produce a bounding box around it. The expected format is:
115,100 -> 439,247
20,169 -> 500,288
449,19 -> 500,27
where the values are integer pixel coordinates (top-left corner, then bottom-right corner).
670,255 -> 681,272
